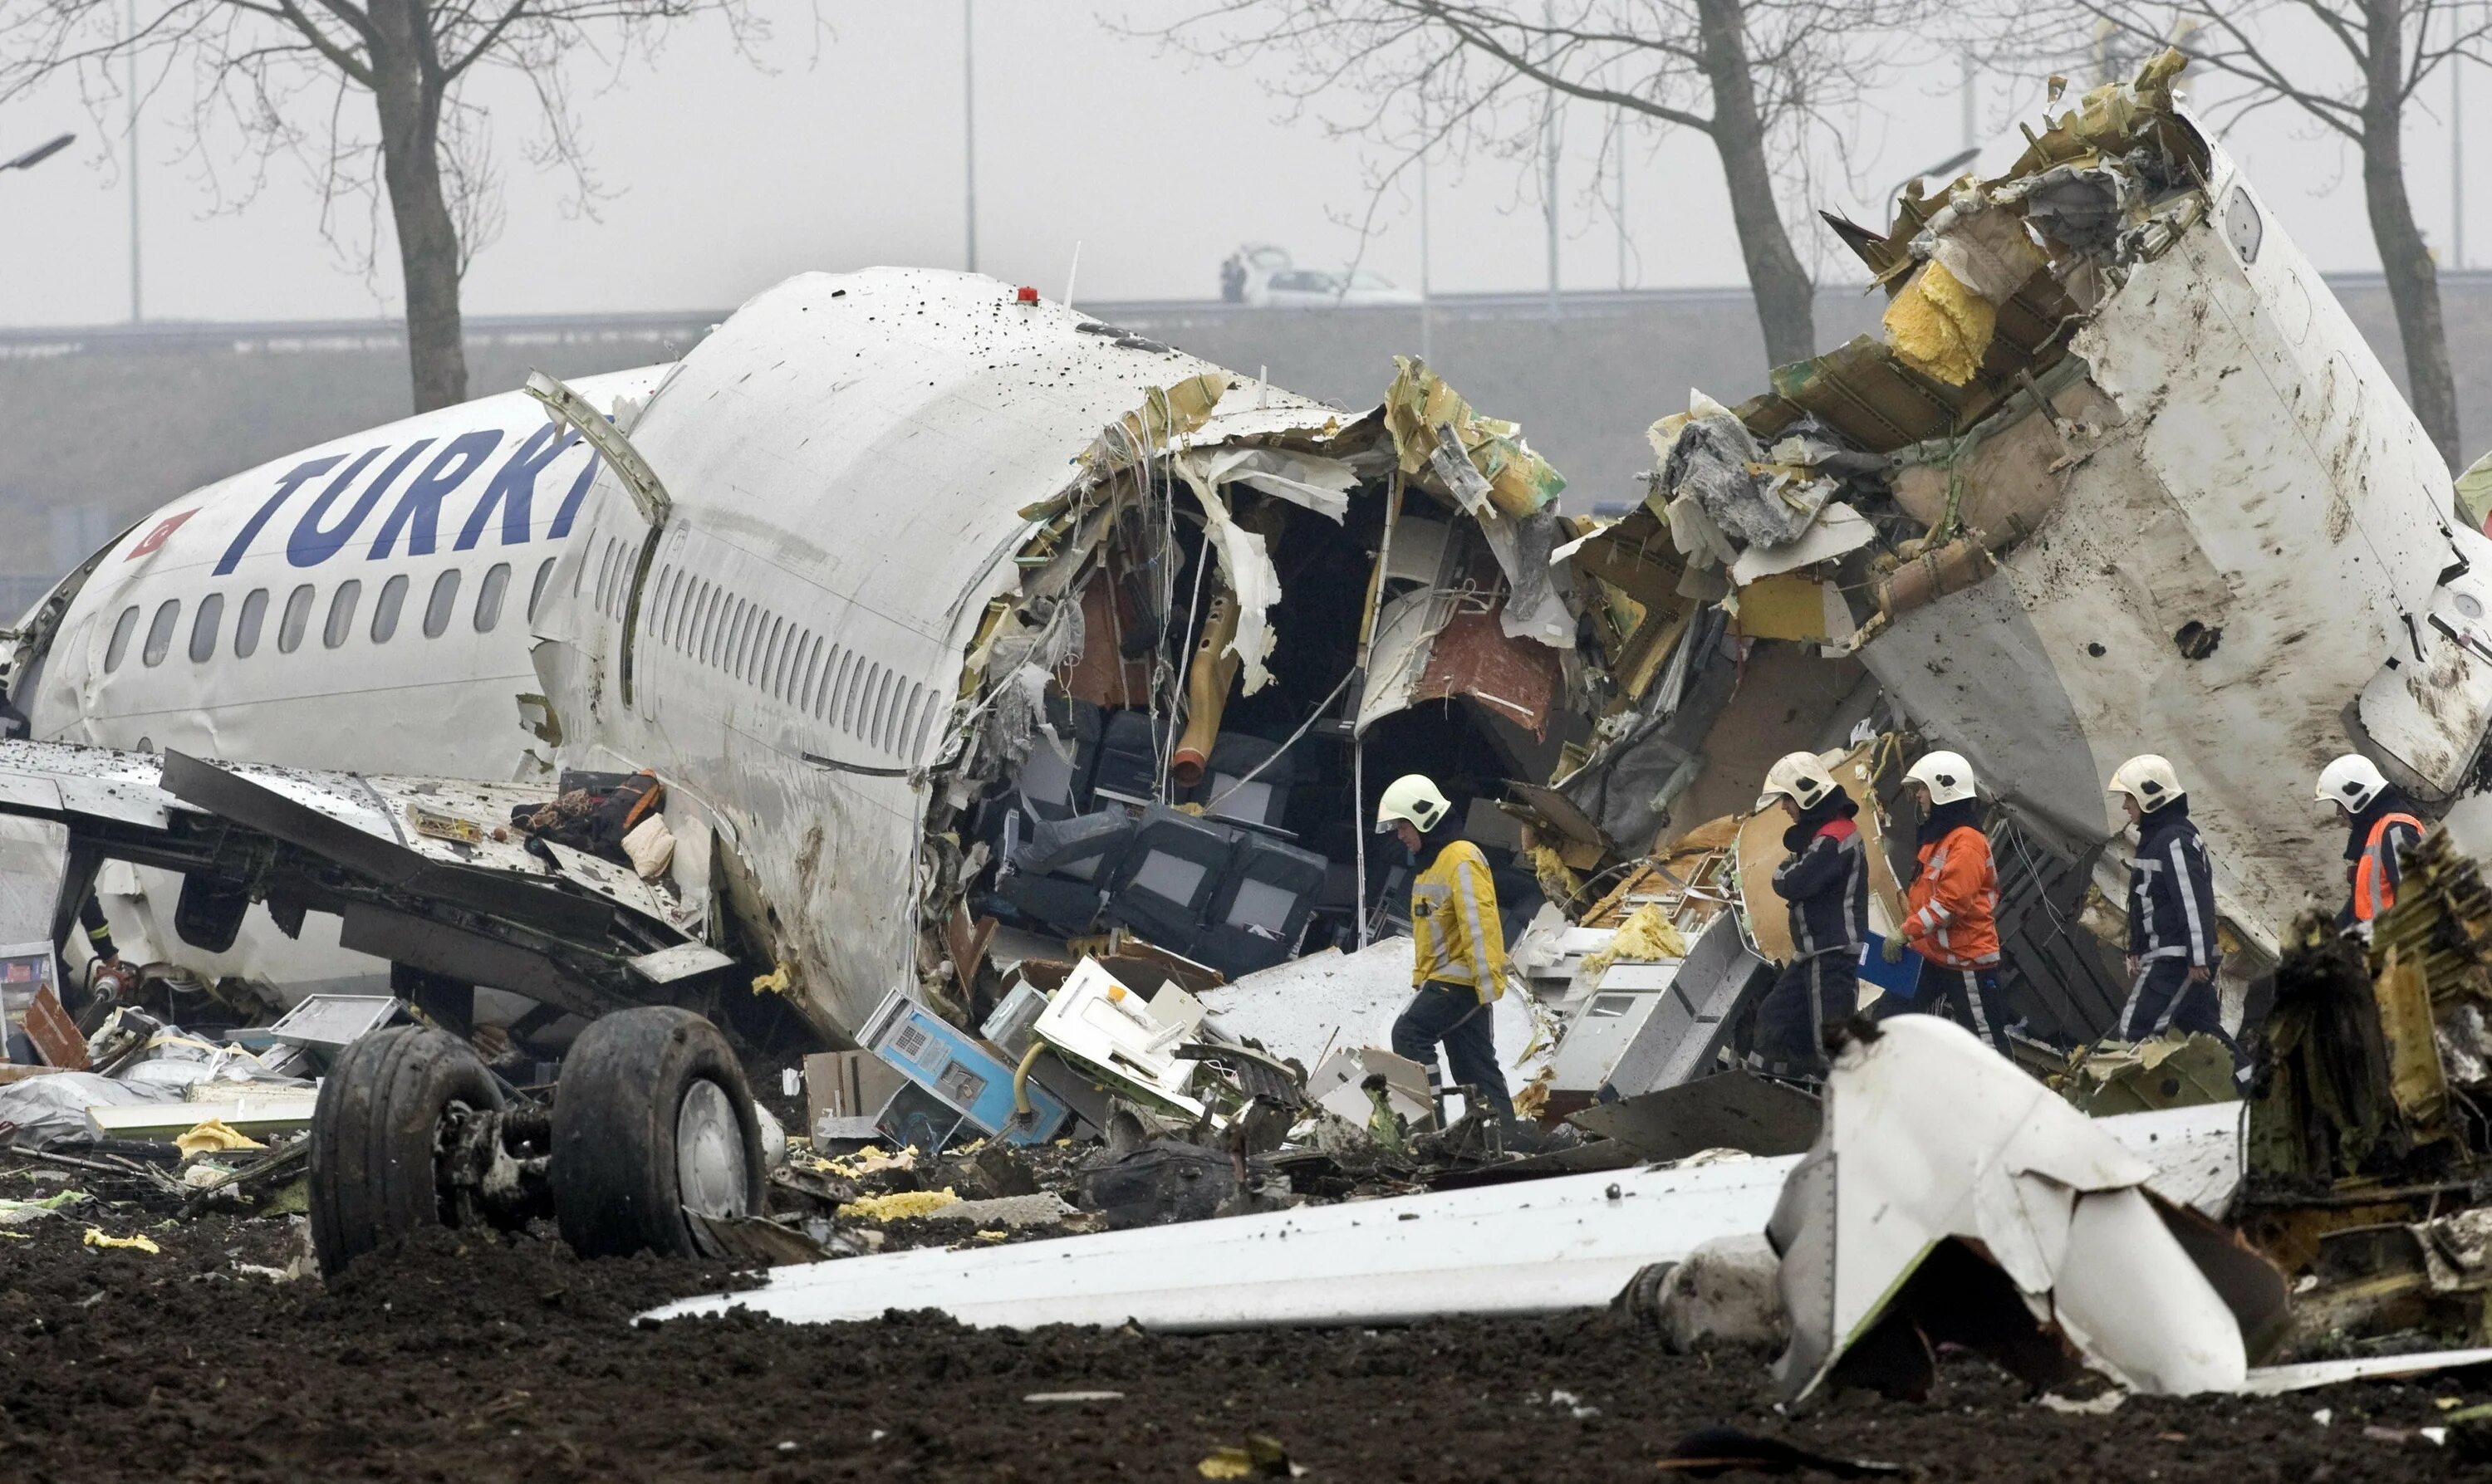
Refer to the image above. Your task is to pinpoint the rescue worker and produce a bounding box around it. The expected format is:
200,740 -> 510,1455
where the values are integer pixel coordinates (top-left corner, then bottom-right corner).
2107,755 -> 2226,1042
1378,773 -> 1515,1124
1753,752 -> 1869,1080
2314,753 -> 2424,933
1883,750 -> 2012,1056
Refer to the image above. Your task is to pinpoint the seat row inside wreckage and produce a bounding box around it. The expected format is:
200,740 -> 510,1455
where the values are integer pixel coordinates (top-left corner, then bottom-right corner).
14,51 -> 2492,1401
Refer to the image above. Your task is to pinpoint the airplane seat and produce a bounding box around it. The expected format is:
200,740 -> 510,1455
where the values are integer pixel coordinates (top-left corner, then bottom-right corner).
1103,805 -> 1234,950
1185,732 -> 1297,833
1196,830 -> 1328,977
1016,702 -> 1102,822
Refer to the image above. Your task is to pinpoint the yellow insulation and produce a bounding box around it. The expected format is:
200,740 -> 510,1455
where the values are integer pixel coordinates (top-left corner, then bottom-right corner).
1581,903 -> 1691,981
1883,260 -> 1995,386
836,1188 -> 961,1222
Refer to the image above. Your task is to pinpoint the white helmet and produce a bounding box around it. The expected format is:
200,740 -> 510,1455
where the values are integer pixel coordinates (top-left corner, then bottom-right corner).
1756,752 -> 1839,813
1376,773 -> 1453,834
2315,753 -> 2388,814
1904,749 -> 1979,806
2107,754 -> 2183,812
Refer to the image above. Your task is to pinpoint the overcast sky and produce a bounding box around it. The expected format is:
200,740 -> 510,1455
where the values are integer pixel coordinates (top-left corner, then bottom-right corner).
0,4 -> 2475,327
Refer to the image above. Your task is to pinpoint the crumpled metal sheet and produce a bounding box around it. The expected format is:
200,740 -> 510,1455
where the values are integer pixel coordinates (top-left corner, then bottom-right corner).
1771,1016 -> 2276,1403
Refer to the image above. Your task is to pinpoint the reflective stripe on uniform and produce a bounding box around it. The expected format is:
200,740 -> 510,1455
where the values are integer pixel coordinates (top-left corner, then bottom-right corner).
2353,812 -> 2425,922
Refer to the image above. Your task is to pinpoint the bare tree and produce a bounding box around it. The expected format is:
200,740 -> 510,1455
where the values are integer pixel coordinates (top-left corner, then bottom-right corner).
0,0 -> 779,412
1134,0 -> 1933,370
1972,3 -> 2486,465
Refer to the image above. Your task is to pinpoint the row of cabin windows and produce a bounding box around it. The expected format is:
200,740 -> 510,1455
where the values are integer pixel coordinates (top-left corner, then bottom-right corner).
101,557 -> 557,674
601,535 -> 941,762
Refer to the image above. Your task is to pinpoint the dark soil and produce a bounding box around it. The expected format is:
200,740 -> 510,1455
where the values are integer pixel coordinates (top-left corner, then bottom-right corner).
0,1209 -> 2478,1483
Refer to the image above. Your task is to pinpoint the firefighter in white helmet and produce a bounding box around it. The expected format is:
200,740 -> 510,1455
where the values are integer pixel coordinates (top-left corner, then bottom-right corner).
2313,753 -> 2423,933
1751,752 -> 1868,1080
1886,750 -> 2013,1057
1376,773 -> 1513,1124
2106,755 -> 2226,1044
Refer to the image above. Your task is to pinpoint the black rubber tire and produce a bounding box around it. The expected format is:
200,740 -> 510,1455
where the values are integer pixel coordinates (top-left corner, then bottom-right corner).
551,1006 -> 765,1260
308,1024 -> 504,1276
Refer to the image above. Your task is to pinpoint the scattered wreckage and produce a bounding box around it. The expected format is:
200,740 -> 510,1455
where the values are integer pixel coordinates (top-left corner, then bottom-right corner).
12,45 -> 2492,1423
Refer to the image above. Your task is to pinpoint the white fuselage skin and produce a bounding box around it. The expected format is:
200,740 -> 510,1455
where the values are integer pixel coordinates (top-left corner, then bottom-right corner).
18,366 -> 676,998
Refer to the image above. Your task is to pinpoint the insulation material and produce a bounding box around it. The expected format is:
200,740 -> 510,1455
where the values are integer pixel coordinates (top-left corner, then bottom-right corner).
1381,357 -> 1565,517
1731,575 -> 1832,642
1728,505 -> 1876,586
1076,372 -> 1228,483
1661,403 -> 1832,549
837,1188 -> 962,1222
1883,260 -> 1995,386
1179,446 -> 1356,523
1579,904 -> 1690,982
1921,199 -> 2049,304
1475,507 -> 1575,648
2459,448 -> 2492,533
1175,473 -> 1284,696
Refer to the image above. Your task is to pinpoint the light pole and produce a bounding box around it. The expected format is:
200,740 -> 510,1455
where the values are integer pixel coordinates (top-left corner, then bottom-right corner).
963,0 -> 978,275
2,134 -> 74,173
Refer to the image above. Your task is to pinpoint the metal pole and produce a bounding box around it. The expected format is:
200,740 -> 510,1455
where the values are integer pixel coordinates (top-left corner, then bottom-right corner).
1543,1 -> 1558,323
1351,470 -> 1406,951
963,0 -> 977,275
1419,105 -> 1433,364
1616,110 -> 1628,291
127,0 -> 141,322
2455,56 -> 2467,272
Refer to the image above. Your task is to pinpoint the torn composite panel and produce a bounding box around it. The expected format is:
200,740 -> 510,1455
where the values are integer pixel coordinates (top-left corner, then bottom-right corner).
1853,190 -> 2480,948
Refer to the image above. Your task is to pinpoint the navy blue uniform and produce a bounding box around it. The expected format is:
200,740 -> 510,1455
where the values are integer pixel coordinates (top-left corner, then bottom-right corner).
2118,799 -> 2223,1041
1752,790 -> 1869,1080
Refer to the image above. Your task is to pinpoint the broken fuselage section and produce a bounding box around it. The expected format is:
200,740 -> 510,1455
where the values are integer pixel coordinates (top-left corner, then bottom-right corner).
1598,55 -> 2492,1027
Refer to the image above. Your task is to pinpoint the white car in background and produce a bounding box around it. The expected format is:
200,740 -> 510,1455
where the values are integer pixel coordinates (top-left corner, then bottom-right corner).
1230,247 -> 1421,308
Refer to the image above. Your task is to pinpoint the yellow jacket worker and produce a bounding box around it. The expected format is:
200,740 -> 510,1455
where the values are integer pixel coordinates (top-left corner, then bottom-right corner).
1378,773 -> 1514,1123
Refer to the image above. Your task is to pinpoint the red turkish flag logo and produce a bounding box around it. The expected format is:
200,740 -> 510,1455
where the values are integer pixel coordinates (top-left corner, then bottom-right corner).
125,509 -> 197,561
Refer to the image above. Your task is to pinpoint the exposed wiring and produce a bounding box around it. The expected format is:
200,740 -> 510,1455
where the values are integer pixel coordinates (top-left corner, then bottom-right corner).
1202,665 -> 1357,815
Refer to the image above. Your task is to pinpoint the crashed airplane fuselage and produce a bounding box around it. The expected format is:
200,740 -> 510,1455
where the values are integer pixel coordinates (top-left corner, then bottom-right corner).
0,270 -> 1587,1046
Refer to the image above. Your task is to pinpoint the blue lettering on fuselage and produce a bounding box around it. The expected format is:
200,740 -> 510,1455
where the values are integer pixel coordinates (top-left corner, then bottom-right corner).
207,425 -> 609,574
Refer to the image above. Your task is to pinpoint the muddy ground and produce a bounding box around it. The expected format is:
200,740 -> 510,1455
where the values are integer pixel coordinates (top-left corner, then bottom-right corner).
0,1208 -> 2480,1484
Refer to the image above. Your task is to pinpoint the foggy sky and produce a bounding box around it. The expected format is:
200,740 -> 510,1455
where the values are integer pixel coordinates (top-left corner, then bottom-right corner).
0,4 -> 2475,328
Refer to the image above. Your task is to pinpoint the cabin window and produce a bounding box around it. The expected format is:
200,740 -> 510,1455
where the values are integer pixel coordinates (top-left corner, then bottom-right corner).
592,538 -> 621,613
140,599 -> 179,668
475,562 -> 512,633
914,688 -> 941,761
760,616 -> 783,689
797,634 -> 822,709
423,570 -> 461,639
104,606 -> 140,673
277,585 -> 314,654
188,593 -> 225,664
527,556 -> 557,621
323,580 -> 362,649
234,590 -> 268,659
871,669 -> 898,750
371,574 -> 410,644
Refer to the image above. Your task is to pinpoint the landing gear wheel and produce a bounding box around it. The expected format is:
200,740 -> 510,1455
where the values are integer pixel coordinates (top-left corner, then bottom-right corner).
308,1024 -> 505,1276
551,1006 -> 764,1260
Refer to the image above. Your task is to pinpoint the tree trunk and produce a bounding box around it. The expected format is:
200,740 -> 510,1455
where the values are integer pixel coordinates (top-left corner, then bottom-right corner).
2359,0 -> 2460,468
368,0 -> 467,413
1692,0 -> 1814,369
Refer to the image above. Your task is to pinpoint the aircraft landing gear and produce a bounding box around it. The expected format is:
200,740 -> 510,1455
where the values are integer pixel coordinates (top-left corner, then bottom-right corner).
307,1007 -> 765,1276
